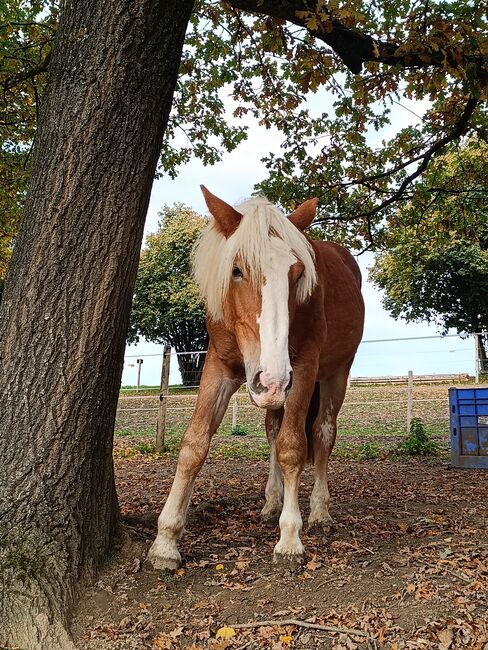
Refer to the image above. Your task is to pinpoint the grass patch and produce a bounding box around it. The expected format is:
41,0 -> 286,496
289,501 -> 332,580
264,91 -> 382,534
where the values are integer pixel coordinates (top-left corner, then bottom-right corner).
133,442 -> 156,454
333,440 -> 385,460
113,418 -> 449,463
338,423 -> 406,437
231,424 -> 250,436
115,427 -> 155,437
210,439 -> 270,460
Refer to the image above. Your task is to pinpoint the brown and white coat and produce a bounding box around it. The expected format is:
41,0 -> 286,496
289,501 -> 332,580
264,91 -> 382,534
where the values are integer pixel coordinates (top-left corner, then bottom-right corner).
148,187 -> 364,568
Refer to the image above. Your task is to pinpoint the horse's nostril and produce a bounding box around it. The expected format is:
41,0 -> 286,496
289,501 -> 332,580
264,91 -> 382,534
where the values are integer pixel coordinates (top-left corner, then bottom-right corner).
251,372 -> 268,394
286,371 -> 293,391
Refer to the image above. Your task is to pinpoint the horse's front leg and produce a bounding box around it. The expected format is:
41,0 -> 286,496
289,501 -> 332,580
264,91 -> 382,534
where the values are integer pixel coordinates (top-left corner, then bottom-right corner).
309,370 -> 349,532
147,350 -> 240,570
261,408 -> 284,522
273,369 -> 316,564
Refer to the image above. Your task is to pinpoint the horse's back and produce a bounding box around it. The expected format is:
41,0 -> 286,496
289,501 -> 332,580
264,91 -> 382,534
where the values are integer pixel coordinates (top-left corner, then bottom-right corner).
307,240 -> 364,375
313,240 -> 362,289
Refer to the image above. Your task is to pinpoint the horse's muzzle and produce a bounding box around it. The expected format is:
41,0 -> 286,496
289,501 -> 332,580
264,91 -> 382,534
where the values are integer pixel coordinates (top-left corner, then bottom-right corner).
248,370 -> 293,409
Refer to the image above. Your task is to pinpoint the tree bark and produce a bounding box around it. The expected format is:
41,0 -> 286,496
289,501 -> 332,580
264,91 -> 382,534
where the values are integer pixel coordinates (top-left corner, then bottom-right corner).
0,1 -> 194,648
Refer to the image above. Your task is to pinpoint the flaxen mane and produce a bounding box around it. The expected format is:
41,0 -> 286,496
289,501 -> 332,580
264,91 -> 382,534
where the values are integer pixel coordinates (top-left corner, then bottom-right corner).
193,196 -> 317,321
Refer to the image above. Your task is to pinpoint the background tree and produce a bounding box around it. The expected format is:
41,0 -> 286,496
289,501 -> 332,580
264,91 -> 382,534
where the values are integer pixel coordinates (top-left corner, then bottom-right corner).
0,0 -> 56,281
0,1 -> 486,647
128,204 -> 208,386
370,139 -> 488,368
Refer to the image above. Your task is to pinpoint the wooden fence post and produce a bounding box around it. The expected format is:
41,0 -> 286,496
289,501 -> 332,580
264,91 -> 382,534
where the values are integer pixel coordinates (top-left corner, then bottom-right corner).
231,395 -> 238,431
156,344 -> 171,453
406,370 -> 413,432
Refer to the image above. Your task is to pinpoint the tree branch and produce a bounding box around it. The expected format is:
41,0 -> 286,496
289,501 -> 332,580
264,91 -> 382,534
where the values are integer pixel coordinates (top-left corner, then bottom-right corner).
352,94 -> 480,221
313,94 -> 480,249
231,618 -> 369,637
2,51 -> 52,91
227,0 -> 487,76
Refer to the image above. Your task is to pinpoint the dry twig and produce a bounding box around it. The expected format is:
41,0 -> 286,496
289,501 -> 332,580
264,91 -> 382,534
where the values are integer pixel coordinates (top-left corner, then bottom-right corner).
231,618 -> 370,638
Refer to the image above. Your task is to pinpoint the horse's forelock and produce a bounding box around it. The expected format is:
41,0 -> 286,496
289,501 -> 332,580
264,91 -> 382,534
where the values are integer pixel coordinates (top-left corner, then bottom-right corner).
193,197 -> 317,320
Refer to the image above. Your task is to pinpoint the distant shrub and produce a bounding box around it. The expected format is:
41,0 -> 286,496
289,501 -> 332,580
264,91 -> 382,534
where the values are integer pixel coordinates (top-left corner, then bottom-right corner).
399,418 -> 439,456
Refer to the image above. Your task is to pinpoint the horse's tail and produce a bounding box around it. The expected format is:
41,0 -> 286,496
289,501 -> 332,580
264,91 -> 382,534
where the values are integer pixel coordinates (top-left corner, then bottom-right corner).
306,382 -> 320,463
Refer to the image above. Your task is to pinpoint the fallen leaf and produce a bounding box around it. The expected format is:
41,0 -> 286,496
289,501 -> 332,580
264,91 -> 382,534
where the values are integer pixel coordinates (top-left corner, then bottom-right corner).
152,635 -> 174,649
437,627 -> 453,650
215,625 -> 236,640
169,626 -> 184,639
235,560 -> 249,570
306,557 -> 322,571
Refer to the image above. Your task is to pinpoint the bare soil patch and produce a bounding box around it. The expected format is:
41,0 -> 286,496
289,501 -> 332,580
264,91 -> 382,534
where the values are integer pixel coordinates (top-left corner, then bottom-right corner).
72,455 -> 488,649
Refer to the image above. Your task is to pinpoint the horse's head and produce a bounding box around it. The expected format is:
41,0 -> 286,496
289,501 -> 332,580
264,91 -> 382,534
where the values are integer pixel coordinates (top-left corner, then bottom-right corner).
194,187 -> 318,410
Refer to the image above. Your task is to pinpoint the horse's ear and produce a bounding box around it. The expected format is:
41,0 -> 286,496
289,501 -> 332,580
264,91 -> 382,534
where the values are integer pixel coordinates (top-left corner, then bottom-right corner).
288,198 -> 318,231
200,185 -> 242,237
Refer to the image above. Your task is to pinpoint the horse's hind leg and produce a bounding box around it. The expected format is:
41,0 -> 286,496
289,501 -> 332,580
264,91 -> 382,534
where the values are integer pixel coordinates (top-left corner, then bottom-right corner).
261,408 -> 284,522
147,348 -> 240,570
308,369 -> 349,532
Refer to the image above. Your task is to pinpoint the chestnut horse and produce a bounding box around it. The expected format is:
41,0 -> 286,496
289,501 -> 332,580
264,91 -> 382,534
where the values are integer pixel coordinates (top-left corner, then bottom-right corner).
148,187 -> 364,568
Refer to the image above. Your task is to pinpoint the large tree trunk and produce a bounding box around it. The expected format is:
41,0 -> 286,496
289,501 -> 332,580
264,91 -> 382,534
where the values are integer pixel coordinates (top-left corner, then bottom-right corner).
0,1 -> 193,648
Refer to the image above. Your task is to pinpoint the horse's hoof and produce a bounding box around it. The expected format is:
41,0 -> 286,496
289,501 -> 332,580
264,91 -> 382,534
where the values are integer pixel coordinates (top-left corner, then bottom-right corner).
260,505 -> 281,524
273,540 -> 305,567
273,550 -> 305,568
307,515 -> 334,535
145,553 -> 181,571
146,540 -> 181,571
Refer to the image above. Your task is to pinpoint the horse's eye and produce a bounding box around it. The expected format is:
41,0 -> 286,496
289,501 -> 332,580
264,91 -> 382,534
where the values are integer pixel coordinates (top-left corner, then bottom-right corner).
297,272 -> 303,282
232,266 -> 243,280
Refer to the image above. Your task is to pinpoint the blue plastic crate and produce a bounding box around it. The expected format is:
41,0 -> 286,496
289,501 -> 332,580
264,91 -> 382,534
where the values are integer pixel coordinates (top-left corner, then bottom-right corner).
449,387 -> 488,468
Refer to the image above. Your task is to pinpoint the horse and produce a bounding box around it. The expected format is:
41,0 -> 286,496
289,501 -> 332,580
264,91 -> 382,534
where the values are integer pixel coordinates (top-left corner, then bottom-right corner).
147,186 -> 364,568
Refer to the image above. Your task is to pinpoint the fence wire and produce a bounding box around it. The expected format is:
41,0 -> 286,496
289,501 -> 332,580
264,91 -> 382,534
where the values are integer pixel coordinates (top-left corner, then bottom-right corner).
117,334 -> 488,439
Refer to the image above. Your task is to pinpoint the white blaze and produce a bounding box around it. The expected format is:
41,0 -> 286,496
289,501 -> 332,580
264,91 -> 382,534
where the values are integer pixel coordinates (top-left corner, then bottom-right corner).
257,243 -> 295,388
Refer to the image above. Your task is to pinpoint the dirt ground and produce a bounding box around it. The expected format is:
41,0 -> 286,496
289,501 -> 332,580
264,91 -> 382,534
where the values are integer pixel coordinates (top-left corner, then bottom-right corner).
72,453 -> 488,650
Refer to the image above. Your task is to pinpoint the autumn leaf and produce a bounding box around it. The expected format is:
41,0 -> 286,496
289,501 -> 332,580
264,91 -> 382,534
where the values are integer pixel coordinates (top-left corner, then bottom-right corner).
169,626 -> 184,639
437,627 -> 454,650
234,560 -> 249,570
306,556 -> 322,571
215,625 -> 236,639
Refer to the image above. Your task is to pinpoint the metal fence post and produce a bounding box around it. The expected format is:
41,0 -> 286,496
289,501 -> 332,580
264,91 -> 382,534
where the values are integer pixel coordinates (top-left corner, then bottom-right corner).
475,334 -> 480,384
406,370 -> 413,432
156,345 -> 171,453
136,358 -> 143,391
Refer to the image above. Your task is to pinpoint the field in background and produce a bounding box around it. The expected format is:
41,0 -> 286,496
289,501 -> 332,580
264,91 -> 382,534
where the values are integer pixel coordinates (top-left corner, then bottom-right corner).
114,382 -> 455,460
